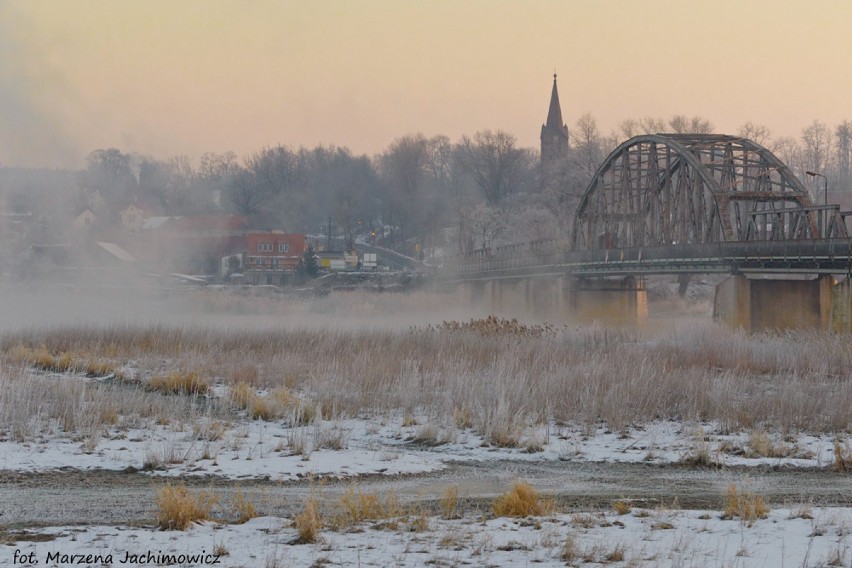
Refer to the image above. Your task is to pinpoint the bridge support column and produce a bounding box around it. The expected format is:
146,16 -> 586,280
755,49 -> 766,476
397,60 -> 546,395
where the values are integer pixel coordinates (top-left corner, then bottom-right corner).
830,277 -> 852,332
524,278 -> 564,319
714,275 -> 833,331
457,281 -> 488,309
566,277 -> 647,325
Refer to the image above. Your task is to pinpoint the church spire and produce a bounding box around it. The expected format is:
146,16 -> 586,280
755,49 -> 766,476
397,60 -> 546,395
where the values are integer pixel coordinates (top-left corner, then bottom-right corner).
540,73 -> 570,189
545,73 -> 564,129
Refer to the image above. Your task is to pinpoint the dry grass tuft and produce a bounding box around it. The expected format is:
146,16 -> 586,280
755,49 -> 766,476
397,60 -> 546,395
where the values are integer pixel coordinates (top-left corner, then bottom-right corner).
6,345 -> 120,378
452,406 -> 473,429
156,484 -> 218,530
492,482 -> 554,518
833,438 -> 851,472
680,427 -> 718,467
722,483 -> 769,525
352,490 -> 394,521
293,496 -> 323,544
148,371 -> 209,396
334,486 -> 400,528
440,485 -> 459,519
229,382 -> 314,423
613,500 -> 631,515
747,429 -> 797,458
232,490 -> 257,524
561,534 -> 577,563
605,543 -> 626,562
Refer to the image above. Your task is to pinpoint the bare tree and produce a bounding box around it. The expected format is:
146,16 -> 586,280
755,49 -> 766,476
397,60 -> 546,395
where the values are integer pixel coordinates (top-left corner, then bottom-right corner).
638,116 -> 666,134
835,121 -> 852,191
460,203 -> 506,252
199,151 -> 239,207
773,136 -> 803,175
80,148 -> 136,199
668,115 -> 713,134
379,134 -> 429,252
228,166 -> 269,219
619,118 -> 641,140
456,130 -> 525,206
737,122 -> 773,147
573,113 -> 603,177
247,146 -> 301,199
800,120 -> 832,181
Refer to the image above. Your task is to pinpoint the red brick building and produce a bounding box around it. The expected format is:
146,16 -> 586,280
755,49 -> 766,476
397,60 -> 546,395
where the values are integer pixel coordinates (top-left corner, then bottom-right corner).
245,232 -> 307,285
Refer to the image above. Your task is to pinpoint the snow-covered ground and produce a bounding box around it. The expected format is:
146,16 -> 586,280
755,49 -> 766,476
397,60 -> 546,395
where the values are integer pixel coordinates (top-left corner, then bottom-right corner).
0,415 -> 845,480
2,372 -> 849,567
4,507 -> 850,567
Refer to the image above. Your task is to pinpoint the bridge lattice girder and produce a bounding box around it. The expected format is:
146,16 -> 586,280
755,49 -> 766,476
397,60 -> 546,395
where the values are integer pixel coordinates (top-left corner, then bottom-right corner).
571,134 -> 845,251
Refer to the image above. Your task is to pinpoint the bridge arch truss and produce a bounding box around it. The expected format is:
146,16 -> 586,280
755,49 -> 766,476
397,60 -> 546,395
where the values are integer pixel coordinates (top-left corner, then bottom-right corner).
571,134 -> 845,251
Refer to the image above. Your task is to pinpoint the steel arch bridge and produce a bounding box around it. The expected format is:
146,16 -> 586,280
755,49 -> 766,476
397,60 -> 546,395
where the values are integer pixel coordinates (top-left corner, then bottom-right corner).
572,134 -> 846,251
447,134 -> 852,282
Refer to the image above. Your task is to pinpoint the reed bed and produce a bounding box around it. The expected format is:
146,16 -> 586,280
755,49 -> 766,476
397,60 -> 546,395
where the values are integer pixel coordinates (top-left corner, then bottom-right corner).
0,362 -> 208,442
1,319 -> 850,444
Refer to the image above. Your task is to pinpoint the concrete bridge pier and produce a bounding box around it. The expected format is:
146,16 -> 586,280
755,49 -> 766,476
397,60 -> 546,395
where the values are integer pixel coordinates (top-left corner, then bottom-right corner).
565,276 -> 648,325
491,277 -> 573,320
457,280 -> 487,309
831,277 -> 852,332
713,274 -> 834,331
455,277 -> 573,321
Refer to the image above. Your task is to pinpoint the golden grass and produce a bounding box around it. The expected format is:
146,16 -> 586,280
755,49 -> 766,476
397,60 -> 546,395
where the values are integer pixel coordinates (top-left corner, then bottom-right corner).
232,490 -> 257,524
294,496 -> 323,544
6,345 -> 119,378
833,438 -> 851,472
440,485 -> 459,519
229,382 -> 315,423
333,486 -> 401,528
156,484 -> 218,530
747,430 -> 797,458
723,484 -> 769,525
492,482 -> 554,518
148,371 -> 209,396
613,500 -> 631,515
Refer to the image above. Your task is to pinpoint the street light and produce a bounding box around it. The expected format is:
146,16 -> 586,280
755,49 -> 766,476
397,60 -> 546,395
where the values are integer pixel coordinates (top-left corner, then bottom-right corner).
805,171 -> 828,206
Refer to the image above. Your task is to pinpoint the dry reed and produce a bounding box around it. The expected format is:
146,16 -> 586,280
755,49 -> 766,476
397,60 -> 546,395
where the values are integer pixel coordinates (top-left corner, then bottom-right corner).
2,320 -> 850,444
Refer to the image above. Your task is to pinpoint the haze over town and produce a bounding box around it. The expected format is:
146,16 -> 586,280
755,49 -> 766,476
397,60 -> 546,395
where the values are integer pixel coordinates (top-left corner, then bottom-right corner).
2,0 -> 852,168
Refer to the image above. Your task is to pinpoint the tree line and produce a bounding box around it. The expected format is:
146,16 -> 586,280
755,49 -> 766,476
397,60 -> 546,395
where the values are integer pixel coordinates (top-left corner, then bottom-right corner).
76,115 -> 852,256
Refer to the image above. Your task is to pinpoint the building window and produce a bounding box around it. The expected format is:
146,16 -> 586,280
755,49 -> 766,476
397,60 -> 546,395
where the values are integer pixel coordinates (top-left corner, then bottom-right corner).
278,243 -> 289,253
257,243 -> 273,252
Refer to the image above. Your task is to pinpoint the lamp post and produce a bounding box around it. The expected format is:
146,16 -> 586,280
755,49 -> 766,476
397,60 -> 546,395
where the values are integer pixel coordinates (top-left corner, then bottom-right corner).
805,171 -> 828,206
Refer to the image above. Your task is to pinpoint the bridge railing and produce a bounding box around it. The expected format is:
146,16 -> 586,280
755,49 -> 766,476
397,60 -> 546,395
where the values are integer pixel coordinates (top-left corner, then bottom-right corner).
747,205 -> 847,241
443,238 -> 852,280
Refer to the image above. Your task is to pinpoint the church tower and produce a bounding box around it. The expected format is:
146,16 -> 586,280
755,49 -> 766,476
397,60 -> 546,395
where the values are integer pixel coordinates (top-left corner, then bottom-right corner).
540,74 -> 570,179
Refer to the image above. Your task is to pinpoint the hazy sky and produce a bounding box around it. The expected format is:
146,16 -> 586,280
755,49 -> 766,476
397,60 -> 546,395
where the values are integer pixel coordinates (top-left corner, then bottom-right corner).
2,0 -> 851,168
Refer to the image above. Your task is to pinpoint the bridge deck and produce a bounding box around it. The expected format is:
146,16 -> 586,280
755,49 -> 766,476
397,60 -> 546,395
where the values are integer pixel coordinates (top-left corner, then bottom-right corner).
445,239 -> 852,282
